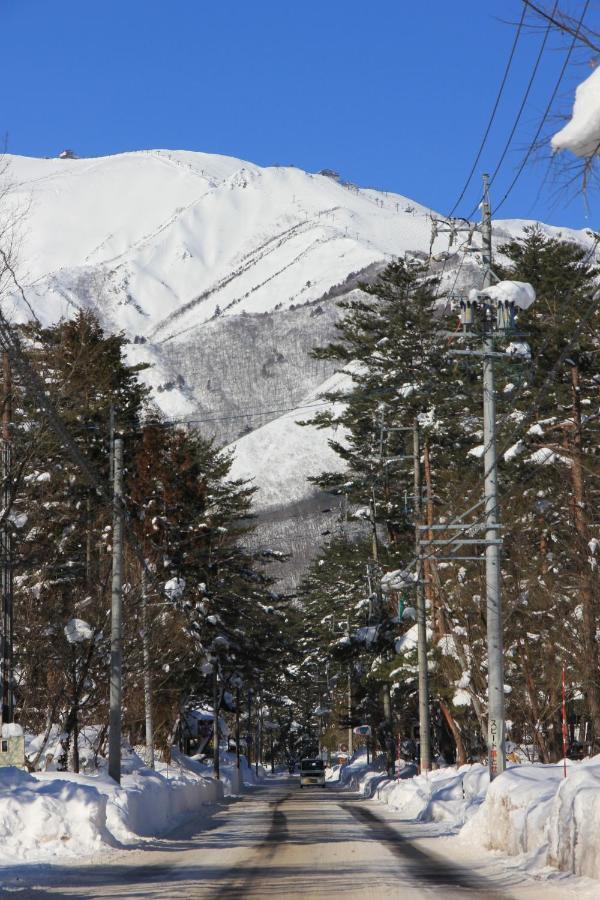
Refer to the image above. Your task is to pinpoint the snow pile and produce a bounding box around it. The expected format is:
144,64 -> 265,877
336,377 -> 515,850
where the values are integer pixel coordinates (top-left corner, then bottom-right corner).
552,67 -> 600,157
357,764 -> 488,825
348,754 -> 600,881
328,747 -> 387,791
0,768 -> 113,863
0,757 -> 223,864
179,750 -> 265,796
462,757 -> 600,880
100,762 -> 222,842
2,723 -> 23,738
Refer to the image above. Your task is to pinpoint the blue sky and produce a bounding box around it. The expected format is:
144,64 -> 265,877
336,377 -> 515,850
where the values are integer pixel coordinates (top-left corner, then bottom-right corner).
0,0 -> 596,227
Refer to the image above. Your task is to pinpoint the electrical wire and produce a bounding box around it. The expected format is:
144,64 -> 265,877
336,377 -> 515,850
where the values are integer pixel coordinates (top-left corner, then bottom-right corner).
492,0 -> 591,216
447,1 -> 528,219
488,0 -> 559,191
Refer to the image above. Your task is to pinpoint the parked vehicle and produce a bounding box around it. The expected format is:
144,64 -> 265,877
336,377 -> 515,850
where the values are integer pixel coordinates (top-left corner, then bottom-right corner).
299,758 -> 326,788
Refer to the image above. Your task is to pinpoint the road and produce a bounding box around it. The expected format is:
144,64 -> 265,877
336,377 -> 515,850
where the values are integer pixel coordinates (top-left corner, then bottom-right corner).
10,776 -> 584,899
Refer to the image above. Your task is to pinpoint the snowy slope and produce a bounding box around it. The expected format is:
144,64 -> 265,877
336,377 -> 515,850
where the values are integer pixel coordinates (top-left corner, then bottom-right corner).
228,369 -> 351,510
3,149 -> 435,418
7,149 -> 433,340
3,149 -> 596,512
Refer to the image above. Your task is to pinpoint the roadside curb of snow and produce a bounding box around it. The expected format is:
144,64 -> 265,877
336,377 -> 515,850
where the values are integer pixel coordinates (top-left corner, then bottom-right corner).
348,756 -> 600,884
0,756 -> 237,865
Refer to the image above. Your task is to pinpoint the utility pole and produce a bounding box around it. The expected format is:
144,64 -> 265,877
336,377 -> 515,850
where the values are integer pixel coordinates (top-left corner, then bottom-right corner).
1,352 -> 13,724
426,174 -> 508,778
256,686 -> 263,778
346,604 -> 353,757
141,569 -> 154,769
347,668 -> 353,758
247,689 -> 253,767
235,686 -> 241,770
413,421 -> 431,772
108,436 -> 124,784
382,682 -> 394,776
213,671 -> 220,780
481,173 -> 506,778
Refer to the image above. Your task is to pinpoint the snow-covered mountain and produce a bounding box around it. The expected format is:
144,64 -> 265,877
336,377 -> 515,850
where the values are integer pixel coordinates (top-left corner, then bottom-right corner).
3,149 -> 595,537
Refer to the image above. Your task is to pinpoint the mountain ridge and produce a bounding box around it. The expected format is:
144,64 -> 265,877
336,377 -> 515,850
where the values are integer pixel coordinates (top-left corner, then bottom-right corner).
3,150 -> 596,551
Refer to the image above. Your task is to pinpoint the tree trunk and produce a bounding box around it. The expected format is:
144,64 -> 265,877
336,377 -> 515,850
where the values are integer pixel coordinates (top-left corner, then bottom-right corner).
439,701 -> 467,765
522,653 -> 550,763
568,364 -> 600,743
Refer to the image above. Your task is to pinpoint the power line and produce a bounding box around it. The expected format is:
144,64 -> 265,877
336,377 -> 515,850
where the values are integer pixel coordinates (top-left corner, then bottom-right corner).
492,0 -> 591,216
488,1 -> 559,191
447,1 -> 527,219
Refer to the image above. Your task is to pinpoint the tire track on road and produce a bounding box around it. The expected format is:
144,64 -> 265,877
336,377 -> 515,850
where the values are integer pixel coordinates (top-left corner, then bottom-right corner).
209,793 -> 291,899
344,803 -> 513,898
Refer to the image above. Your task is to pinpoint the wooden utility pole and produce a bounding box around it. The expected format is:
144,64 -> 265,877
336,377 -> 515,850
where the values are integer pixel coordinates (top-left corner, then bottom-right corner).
1,351 -> 13,724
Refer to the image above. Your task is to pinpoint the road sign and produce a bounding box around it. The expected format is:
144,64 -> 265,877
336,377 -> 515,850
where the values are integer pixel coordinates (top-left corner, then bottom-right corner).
353,725 -> 371,736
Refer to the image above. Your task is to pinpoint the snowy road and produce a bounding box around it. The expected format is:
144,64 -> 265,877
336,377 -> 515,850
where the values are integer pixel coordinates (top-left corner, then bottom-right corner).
10,777 -> 584,899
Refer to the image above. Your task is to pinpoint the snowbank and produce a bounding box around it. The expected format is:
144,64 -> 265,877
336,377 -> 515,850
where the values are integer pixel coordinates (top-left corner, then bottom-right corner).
355,763 -> 487,825
0,758 -> 223,865
349,754 -> 600,881
0,767 -> 113,863
462,757 -> 600,880
179,750 -> 265,796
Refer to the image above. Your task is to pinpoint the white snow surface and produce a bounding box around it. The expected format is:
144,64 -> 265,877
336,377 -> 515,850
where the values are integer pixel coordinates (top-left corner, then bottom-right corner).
0,748 -> 262,866
474,280 -> 536,310
346,753 -> 600,885
4,150 -> 596,509
64,618 -> 94,643
0,759 -> 221,864
4,150 -> 435,415
227,369 -> 350,510
552,66 -> 600,157
394,623 -> 433,655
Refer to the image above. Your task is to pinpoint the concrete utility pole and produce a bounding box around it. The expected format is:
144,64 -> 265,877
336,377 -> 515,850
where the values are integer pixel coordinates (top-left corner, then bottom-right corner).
382,682 -> 394,776
481,174 -> 506,778
1,352 -> 13,724
235,687 -> 241,770
247,689 -> 253,767
108,436 -> 124,784
141,569 -> 154,769
413,421 -> 431,772
213,671 -> 220,780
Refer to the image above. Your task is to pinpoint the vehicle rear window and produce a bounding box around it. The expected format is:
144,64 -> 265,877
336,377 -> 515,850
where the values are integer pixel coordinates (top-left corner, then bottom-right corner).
300,759 -> 324,771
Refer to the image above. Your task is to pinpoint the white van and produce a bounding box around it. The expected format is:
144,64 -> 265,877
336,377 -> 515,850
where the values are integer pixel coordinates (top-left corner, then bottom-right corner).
299,758 -> 326,788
